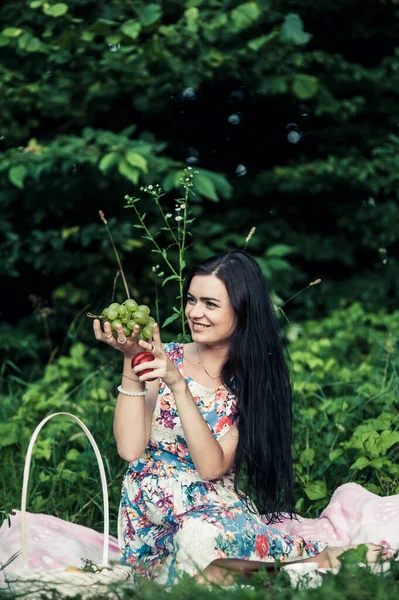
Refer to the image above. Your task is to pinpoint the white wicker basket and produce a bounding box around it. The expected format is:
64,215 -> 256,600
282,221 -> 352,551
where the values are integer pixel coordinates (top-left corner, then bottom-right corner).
2,412 -> 132,598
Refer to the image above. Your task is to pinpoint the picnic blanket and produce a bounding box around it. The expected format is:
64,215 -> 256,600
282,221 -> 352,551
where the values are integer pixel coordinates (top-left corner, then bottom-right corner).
270,483 -> 399,554
0,483 -> 398,580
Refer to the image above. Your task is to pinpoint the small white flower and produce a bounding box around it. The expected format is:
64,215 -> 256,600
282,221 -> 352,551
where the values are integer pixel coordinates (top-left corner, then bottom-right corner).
175,207 -> 182,212
165,213 -> 172,218
180,204 -> 186,209
148,185 -> 153,190
158,271 -> 164,277
175,215 -> 183,221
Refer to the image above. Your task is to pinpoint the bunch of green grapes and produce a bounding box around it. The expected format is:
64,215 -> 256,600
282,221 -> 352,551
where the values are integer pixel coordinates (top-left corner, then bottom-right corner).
100,299 -> 155,339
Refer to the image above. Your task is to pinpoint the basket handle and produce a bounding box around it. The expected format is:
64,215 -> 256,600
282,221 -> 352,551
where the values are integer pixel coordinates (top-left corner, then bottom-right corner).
21,412 -> 110,568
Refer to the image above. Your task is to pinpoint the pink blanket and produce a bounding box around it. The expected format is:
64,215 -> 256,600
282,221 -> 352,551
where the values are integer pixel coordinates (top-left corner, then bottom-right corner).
270,483 -> 399,553
1,483 -> 398,579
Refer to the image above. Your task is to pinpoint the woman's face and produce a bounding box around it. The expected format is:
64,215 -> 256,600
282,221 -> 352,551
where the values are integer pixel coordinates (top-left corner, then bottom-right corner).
185,274 -> 236,346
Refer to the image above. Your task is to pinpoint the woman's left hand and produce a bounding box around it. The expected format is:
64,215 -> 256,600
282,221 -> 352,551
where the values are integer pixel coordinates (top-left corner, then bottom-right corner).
132,323 -> 187,393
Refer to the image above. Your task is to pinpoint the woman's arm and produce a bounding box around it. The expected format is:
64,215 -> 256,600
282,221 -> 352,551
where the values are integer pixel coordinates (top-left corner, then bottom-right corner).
113,356 -> 158,461
93,319 -> 158,462
172,379 -> 238,479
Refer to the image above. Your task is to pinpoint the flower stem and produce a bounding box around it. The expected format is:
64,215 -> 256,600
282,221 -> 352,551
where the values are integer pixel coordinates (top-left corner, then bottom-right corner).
98,211 -> 130,299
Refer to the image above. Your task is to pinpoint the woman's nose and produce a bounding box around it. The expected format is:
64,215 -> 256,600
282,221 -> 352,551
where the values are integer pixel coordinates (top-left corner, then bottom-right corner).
188,302 -> 204,319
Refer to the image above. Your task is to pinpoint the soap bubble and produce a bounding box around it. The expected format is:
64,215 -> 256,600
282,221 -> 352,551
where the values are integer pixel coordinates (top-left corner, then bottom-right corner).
182,87 -> 197,101
186,147 -> 199,165
287,130 -> 302,144
235,164 -> 247,177
228,113 -> 240,125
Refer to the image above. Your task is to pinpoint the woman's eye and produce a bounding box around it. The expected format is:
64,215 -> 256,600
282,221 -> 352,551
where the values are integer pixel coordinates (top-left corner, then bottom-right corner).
206,302 -> 217,308
187,297 -> 195,304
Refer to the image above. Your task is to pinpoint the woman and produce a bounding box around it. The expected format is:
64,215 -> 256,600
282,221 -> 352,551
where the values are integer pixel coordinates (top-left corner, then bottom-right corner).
93,250 -> 387,586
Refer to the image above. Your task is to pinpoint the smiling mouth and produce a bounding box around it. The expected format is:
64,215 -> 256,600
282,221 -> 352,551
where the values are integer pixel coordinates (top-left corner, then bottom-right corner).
191,322 -> 210,329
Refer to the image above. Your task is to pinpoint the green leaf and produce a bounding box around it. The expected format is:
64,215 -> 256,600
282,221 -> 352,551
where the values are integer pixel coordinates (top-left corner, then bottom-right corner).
18,33 -> 41,52
258,76 -> 288,95
105,34 -> 121,45
255,257 -> 272,279
0,34 -> 10,47
33,438 -> 52,461
194,173 -> 219,201
125,152 -> 148,173
329,449 -> 344,462
162,313 -> 180,327
118,159 -> 140,183
199,169 -> 233,199
66,448 -> 81,461
350,457 -> 370,470
61,226 -> 80,239
2,27 -> 23,37
138,4 -> 162,27
266,244 -> 295,257
299,448 -> 315,467
292,74 -> 319,100
267,258 -> 292,272
99,152 -> 119,172
339,545 -> 369,565
30,1 -> 43,8
280,13 -> 312,45
9,165 -> 28,189
379,430 -> 399,452
162,274 -> 180,287
43,3 -> 69,17
184,7 -> 199,21
121,20 -> 141,40
0,422 -> 18,448
304,480 -> 327,500
247,31 -> 279,51
231,3 -> 261,31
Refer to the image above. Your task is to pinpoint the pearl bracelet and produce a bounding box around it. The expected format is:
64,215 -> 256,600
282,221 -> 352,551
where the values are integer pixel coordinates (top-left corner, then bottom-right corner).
117,385 -> 146,397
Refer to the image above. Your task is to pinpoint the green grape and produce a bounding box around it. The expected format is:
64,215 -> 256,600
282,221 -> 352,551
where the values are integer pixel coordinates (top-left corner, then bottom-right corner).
122,326 -> 131,337
123,299 -> 139,313
111,319 -> 123,330
108,302 -> 120,311
102,308 -> 109,318
148,316 -> 155,325
137,331 -> 144,341
121,315 -> 129,325
106,308 -> 118,321
127,319 -> 136,330
142,325 -> 154,338
133,311 -> 149,325
138,304 -> 150,315
118,305 -> 128,316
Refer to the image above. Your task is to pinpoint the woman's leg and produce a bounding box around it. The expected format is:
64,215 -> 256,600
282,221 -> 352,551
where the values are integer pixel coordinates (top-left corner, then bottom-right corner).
195,558 -> 264,585
195,543 -> 389,585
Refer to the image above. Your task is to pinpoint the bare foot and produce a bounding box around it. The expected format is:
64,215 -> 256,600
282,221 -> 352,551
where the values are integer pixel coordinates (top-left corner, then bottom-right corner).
317,544 -> 389,569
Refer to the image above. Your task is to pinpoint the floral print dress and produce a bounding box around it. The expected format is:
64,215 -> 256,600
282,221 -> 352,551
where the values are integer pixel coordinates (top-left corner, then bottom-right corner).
118,343 -> 326,585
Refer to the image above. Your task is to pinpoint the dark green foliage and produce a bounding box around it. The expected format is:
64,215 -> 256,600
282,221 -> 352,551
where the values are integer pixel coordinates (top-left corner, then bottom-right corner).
1,0 -> 399,375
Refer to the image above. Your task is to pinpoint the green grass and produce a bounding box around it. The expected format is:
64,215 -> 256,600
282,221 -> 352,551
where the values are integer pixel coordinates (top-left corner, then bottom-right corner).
1,306 -> 398,597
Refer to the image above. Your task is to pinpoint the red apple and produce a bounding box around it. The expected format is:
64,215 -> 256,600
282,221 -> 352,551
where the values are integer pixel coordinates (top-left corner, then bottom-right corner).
131,351 -> 155,377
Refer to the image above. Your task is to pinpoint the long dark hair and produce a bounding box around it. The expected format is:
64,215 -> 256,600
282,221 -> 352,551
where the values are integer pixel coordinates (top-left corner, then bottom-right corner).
183,250 -> 295,523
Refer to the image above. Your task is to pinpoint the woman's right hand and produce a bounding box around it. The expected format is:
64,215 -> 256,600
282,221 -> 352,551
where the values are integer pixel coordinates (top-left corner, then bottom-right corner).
93,319 -> 143,358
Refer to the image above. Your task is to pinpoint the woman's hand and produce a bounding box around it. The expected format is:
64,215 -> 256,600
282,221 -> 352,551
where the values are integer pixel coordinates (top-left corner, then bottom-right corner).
93,319 -> 144,358
132,323 -> 186,392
